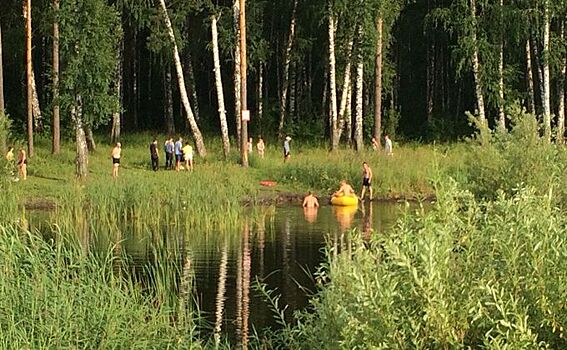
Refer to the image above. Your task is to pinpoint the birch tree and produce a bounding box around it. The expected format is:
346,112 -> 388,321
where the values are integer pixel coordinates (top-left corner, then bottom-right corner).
52,0 -> 60,153
328,12 -> 339,150
233,0 -> 241,145
0,20 -> 5,153
59,0 -> 121,178
541,0 -> 551,141
277,0 -> 298,137
158,0 -> 206,157
211,14 -> 230,158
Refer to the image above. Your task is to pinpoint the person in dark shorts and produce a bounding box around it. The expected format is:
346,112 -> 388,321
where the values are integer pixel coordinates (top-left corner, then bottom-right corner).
150,139 -> 159,171
111,143 -> 121,179
283,136 -> 291,162
360,162 -> 373,200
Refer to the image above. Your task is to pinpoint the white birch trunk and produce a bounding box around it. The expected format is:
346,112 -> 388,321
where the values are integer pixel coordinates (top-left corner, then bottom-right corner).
212,15 -> 230,158
159,0 -> 207,157
52,0 -> 60,153
257,63 -> 263,126
373,16 -> 383,147
542,0 -> 551,141
278,0 -> 298,136
338,35 -> 354,140
497,0 -> 505,132
344,81 -> 353,143
73,96 -> 88,178
329,15 -> 339,150
111,39 -> 122,143
470,0 -> 486,126
233,0 -> 242,145
31,70 -> 43,130
526,40 -> 536,113
354,58 -> 364,151
557,24 -> 566,142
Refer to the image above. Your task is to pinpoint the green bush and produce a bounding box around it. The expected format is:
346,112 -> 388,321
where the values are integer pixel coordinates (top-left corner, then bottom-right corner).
279,181 -> 567,349
462,105 -> 567,204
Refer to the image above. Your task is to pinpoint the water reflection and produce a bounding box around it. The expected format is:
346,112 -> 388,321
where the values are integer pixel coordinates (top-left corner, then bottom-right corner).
214,242 -> 228,345
28,200 -> 414,345
332,205 -> 358,232
303,207 -> 318,223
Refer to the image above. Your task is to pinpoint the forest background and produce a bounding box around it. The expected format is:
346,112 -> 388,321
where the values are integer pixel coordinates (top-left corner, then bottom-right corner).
0,0 -> 565,171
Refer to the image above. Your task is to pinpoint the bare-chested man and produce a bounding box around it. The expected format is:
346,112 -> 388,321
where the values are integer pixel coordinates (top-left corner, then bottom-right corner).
111,142 -> 121,179
360,162 -> 373,200
333,180 -> 356,197
302,191 -> 320,208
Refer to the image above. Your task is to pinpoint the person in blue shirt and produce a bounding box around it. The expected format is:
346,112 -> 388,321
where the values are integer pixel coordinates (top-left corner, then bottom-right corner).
174,137 -> 183,172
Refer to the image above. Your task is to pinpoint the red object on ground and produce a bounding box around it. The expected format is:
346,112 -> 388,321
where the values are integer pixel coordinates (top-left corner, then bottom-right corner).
259,180 -> 277,187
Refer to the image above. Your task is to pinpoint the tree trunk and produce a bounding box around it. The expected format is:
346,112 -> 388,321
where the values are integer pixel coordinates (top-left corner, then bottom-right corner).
556,23 -> 566,143
373,16 -> 383,147
239,0 -> 248,167
185,49 -> 200,122
344,81 -> 353,143
52,0 -> 60,154
25,0 -> 34,157
31,70 -> 43,131
542,0 -> 551,141
526,40 -> 536,113
289,63 -> 296,122
131,30 -> 138,130
354,58 -> 363,151
159,0 -> 206,157
164,64 -> 175,135
111,39 -> 122,143
329,14 -> 339,150
233,0 -> 242,146
85,125 -> 96,152
277,0 -> 298,136
214,243 -> 228,346
212,15 -> 230,158
426,31 -> 434,126
257,62 -> 263,132
497,0 -> 505,132
470,0 -> 486,125
73,96 -> 88,178
338,34 -> 354,140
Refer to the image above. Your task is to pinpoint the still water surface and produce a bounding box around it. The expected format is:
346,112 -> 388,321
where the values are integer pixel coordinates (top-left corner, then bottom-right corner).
29,201 -> 413,345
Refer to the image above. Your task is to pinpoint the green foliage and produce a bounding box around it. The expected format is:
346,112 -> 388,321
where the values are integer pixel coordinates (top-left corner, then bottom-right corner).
59,0 -> 121,128
272,181 -> 567,348
462,105 -> 567,203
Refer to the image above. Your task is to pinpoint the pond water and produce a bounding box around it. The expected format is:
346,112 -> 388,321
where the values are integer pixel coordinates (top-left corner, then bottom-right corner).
27,200 -> 414,346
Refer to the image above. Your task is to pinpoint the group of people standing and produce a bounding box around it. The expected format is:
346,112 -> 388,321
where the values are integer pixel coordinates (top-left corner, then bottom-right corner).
159,137 -> 194,172
4,147 -> 27,181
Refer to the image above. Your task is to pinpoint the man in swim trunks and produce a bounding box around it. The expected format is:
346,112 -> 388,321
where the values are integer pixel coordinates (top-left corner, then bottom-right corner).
111,142 -> 121,179
283,136 -> 291,162
360,162 -> 373,200
302,191 -> 320,208
333,180 -> 355,197
174,137 -> 183,172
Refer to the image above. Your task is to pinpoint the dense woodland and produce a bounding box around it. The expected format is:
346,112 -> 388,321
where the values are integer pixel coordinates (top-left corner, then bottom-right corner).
0,0 -> 566,174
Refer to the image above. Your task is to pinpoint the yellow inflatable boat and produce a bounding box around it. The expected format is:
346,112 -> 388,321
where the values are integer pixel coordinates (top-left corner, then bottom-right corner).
330,194 -> 359,206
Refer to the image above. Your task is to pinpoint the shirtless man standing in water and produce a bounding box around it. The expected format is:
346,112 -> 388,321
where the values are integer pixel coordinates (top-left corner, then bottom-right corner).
302,191 -> 320,208
360,162 -> 373,200
111,142 -> 121,179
